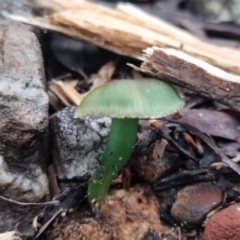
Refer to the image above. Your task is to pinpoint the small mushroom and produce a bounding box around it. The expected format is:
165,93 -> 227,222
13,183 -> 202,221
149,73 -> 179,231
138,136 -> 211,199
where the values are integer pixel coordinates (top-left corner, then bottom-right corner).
74,79 -> 184,207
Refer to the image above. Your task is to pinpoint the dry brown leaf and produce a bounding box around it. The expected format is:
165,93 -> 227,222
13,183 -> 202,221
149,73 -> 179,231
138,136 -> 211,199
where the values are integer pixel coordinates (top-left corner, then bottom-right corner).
149,119 -> 163,132
64,79 -> 78,88
48,90 -> 65,111
182,132 -> 197,149
152,139 -> 168,160
48,79 -> 83,111
48,61 -> 115,111
88,61 -> 116,91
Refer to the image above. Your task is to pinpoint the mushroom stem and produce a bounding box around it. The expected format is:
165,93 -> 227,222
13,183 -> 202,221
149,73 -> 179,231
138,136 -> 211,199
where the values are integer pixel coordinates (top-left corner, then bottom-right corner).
88,117 -> 139,206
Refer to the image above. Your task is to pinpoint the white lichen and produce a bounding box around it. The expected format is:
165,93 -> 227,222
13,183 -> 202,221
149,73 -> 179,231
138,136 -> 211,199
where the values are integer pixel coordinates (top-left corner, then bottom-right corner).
0,155 -> 49,202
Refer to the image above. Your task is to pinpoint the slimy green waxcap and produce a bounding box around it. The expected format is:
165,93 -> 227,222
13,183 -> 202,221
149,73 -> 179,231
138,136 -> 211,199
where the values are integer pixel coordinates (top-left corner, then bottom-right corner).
74,79 -> 184,119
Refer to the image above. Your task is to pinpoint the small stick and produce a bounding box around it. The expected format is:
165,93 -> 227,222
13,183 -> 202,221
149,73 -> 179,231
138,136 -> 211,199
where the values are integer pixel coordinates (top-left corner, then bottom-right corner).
0,195 -> 60,207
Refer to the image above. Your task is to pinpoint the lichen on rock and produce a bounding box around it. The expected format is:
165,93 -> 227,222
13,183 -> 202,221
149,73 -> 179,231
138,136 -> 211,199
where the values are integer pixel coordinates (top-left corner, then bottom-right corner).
0,23 -> 49,201
50,106 -> 111,179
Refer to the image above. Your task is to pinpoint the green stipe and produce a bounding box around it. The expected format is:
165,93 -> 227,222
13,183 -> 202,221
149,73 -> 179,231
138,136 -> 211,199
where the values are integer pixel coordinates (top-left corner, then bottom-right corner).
88,118 -> 138,205
75,79 -> 185,207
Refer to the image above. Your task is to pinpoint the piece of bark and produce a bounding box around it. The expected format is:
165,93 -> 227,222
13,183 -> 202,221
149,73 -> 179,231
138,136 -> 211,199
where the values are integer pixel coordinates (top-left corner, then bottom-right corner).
3,0 -> 240,75
130,47 -> 240,112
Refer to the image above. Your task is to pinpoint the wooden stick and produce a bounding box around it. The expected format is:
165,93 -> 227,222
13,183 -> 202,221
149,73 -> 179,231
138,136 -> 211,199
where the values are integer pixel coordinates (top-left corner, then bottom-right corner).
129,46 -> 240,111
3,0 -> 240,75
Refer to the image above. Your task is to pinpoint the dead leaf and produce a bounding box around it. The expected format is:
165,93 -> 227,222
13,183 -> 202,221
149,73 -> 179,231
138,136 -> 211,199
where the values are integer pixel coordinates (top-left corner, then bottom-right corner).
48,79 -> 83,110
182,132 -> 197,149
88,61 -> 116,90
162,117 -> 240,175
149,119 -> 163,132
48,61 -> 115,111
181,109 -> 240,143
152,139 -> 168,160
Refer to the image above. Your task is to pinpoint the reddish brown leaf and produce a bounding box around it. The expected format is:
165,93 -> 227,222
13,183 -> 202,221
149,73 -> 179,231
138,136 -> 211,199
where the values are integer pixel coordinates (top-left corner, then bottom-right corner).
180,109 -> 240,142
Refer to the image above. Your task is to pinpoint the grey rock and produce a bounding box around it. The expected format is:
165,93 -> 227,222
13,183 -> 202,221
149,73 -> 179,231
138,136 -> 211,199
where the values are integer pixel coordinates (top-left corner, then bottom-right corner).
0,23 -> 49,201
171,183 -> 223,226
0,0 -> 35,27
50,106 -> 111,180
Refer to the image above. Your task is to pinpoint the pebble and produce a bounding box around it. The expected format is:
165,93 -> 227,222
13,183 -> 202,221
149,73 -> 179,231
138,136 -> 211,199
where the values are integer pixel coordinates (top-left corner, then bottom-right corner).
171,183 -> 223,226
202,203 -> 240,240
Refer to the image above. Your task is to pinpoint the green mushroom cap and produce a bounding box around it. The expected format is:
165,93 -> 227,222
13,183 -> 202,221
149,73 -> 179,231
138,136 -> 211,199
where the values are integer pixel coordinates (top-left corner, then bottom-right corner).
74,79 -> 185,119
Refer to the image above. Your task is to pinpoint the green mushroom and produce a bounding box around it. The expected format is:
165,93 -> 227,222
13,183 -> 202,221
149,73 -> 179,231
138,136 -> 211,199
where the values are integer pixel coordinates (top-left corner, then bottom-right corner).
74,79 -> 184,207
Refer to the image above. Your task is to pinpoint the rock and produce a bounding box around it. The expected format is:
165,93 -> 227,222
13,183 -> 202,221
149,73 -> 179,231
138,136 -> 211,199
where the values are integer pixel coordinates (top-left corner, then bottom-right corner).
50,106 -> 111,179
202,203 -> 240,240
171,183 -> 223,226
46,186 -> 169,240
0,0 -> 35,27
133,124 -> 179,182
0,23 -> 49,201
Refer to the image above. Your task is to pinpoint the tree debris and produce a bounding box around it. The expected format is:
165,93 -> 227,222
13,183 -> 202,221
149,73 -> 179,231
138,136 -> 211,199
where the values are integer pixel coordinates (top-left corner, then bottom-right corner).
130,47 -> 240,111
2,0 -> 240,75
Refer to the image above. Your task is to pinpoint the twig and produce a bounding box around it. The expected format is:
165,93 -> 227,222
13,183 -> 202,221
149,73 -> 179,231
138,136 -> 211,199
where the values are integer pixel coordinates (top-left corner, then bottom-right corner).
0,195 -> 60,207
154,169 -> 216,191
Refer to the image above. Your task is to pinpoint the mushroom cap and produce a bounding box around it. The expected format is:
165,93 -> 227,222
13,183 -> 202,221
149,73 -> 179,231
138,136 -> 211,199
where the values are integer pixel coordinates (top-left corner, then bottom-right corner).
75,79 -> 185,118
